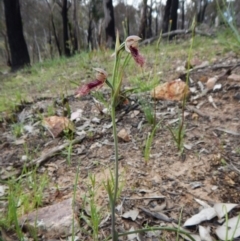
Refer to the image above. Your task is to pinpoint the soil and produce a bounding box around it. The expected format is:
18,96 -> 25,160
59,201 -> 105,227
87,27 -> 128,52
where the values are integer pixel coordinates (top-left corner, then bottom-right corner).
0,57 -> 240,241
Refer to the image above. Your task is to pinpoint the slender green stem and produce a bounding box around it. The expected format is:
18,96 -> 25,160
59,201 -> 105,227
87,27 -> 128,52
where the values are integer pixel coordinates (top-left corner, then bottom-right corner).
110,105 -> 119,240
109,42 -> 125,241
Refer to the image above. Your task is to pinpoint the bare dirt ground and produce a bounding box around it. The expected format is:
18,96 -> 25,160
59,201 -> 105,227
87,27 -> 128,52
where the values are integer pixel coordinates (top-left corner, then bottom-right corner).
0,54 -> 240,240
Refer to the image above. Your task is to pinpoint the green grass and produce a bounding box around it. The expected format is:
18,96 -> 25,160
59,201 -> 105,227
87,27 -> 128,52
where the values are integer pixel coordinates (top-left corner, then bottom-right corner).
0,31 -> 235,115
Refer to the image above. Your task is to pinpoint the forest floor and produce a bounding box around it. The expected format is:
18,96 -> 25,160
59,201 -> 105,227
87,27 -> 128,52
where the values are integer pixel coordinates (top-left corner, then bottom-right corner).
0,32 -> 240,241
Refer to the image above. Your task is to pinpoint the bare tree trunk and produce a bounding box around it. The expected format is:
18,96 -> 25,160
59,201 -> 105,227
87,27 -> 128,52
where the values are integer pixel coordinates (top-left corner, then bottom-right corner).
34,30 -> 42,62
87,18 -> 93,49
162,0 -> 179,36
181,0 -> 185,29
0,31 -> 11,66
197,0 -> 208,23
45,0 -> 62,56
61,0 -> 71,56
3,0 -> 30,71
147,0 -> 153,38
138,0 -> 148,39
103,0 -> 116,48
72,0 -> 78,53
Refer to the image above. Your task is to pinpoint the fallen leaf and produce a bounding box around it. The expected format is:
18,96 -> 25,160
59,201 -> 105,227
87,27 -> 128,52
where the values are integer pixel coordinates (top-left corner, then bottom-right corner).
122,209 -> 139,221
151,79 -> 190,101
194,198 -> 211,208
42,116 -> 74,138
127,227 -> 139,240
214,203 -> 238,219
216,215 -> 240,240
183,207 -> 217,226
172,224 -> 201,241
228,74 -> 240,81
117,129 -> 131,142
206,76 -> 218,90
70,109 -> 83,121
199,225 -> 213,241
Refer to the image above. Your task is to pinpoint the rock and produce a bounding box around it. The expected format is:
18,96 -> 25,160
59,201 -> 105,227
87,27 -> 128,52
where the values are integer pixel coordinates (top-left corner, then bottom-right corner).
19,198 -> 80,239
117,129 -> 131,142
206,76 -> 218,90
228,74 -> 240,81
151,79 -> 190,101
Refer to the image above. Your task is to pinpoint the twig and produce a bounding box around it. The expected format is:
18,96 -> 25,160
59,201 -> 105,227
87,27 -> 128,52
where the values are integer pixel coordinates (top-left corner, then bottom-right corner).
141,29 -> 214,45
139,206 -> 175,223
186,106 -> 209,119
2,135 -> 85,179
213,128 -> 240,136
121,195 -> 165,200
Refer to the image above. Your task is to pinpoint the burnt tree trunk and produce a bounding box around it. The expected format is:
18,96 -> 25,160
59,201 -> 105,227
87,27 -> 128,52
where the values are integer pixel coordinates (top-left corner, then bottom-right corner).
3,0 -> 30,71
103,0 -> 116,48
45,0 -> 62,57
162,0 -> 179,35
147,4 -> 153,38
72,0 -> 78,53
138,0 -> 148,39
197,0 -> 208,23
181,0 -> 185,29
61,0 -> 71,56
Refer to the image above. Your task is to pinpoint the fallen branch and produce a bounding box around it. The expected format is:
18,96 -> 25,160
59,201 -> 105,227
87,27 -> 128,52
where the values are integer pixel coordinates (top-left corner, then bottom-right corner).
141,29 -> 214,45
27,134 -> 85,168
186,106 -> 209,119
2,134 -> 85,179
139,206 -> 175,223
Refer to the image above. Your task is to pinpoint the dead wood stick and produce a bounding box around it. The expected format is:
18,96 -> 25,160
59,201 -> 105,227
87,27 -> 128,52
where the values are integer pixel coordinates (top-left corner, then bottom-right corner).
26,134 -> 85,169
186,61 -> 240,74
141,29 -> 213,45
1,135 -> 86,180
122,196 -> 165,200
186,106 -> 209,119
139,206 -> 175,223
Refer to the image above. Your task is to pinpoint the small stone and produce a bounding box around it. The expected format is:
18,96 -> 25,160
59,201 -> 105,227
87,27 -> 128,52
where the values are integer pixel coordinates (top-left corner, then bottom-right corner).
117,129 -> 131,142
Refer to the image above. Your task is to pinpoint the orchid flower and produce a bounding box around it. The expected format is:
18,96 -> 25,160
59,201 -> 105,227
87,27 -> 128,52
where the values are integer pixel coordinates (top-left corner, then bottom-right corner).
125,35 -> 145,67
75,68 -> 108,97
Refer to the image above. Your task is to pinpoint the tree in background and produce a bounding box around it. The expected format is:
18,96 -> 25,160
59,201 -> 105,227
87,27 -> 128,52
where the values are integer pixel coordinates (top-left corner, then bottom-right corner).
103,0 -> 116,48
162,0 -> 179,33
57,0 -> 72,57
138,0 -> 148,39
196,0 -> 208,23
3,0 -> 30,70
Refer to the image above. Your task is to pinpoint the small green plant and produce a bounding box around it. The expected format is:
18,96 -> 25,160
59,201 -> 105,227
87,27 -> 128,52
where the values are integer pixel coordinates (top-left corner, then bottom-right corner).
167,117 -> 186,154
140,101 -> 156,125
144,122 -> 161,162
46,104 -> 56,116
11,123 -> 24,138
80,174 -> 101,241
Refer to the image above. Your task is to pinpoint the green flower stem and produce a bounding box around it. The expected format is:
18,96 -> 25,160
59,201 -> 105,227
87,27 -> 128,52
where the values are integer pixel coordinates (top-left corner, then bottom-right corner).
110,105 -> 119,240
110,41 -> 125,241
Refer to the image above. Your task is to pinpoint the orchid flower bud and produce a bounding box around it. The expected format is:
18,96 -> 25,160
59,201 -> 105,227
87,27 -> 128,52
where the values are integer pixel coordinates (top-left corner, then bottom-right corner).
75,68 -> 108,97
